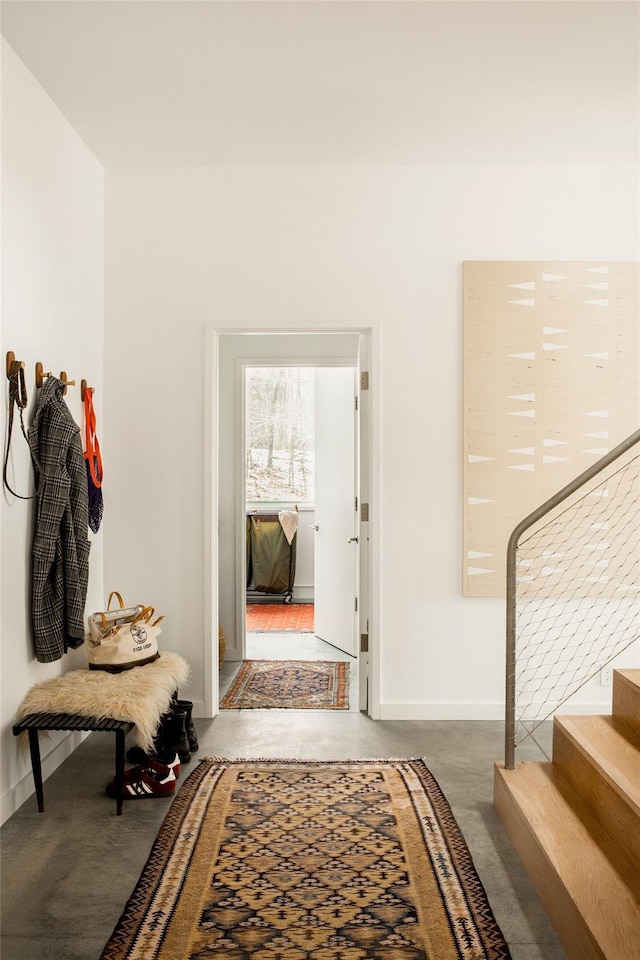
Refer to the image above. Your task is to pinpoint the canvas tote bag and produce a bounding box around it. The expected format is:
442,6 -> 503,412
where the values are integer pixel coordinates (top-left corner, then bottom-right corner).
86,591 -> 163,671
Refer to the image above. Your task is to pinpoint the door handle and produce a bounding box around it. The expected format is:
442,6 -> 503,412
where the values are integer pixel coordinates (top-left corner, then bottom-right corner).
348,536 -> 359,543
310,524 -> 319,531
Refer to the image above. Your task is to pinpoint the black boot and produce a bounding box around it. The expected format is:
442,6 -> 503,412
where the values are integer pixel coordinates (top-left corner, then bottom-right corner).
126,709 -> 191,766
174,699 -> 198,753
157,708 -> 191,764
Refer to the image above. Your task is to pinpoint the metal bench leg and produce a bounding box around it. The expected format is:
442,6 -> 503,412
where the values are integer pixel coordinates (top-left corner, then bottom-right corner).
27,729 -> 45,813
115,728 -> 126,815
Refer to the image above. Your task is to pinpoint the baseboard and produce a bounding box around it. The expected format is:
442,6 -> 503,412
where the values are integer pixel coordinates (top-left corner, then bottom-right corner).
292,587 -> 314,602
378,699 -> 614,721
379,702 -> 506,720
1,729 -> 88,826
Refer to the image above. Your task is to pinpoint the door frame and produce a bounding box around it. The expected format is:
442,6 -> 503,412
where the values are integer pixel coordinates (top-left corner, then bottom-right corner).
205,326 -> 379,719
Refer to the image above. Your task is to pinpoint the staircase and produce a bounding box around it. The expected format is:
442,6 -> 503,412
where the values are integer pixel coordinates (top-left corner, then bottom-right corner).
494,668 -> 640,960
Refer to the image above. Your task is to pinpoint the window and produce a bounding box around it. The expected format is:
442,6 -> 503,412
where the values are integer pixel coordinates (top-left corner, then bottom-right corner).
245,367 -> 314,502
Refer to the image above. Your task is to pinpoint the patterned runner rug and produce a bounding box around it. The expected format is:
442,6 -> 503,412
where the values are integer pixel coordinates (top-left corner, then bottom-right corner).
100,758 -> 511,960
221,659 -> 349,710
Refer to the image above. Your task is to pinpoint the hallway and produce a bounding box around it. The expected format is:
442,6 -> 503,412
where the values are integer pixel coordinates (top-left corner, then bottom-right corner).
1,708 -> 565,960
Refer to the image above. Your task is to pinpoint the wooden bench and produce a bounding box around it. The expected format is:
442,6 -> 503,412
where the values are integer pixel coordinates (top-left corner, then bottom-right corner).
13,651 -> 189,816
13,712 -> 135,816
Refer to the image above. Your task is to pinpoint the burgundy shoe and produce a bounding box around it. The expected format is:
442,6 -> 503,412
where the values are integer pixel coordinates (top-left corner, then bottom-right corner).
106,760 -> 176,799
108,754 -> 181,792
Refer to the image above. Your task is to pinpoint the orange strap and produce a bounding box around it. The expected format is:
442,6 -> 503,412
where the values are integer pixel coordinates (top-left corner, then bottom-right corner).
84,388 -> 103,489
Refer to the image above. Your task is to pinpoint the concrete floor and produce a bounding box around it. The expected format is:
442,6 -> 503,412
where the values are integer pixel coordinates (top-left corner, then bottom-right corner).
1,634 -> 567,960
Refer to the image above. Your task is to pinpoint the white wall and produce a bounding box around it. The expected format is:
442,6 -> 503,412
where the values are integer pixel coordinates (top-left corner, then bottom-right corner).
1,41 -> 104,823
104,164 -> 639,721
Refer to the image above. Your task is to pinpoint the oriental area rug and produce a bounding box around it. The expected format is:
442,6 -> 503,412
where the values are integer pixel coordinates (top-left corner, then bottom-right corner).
100,758 -> 511,960
245,603 -> 315,632
221,659 -> 350,710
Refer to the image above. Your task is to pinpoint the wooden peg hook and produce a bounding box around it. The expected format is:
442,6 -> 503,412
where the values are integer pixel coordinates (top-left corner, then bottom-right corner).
6,351 -> 25,378
35,362 -> 52,388
59,371 -> 76,395
81,379 -> 95,401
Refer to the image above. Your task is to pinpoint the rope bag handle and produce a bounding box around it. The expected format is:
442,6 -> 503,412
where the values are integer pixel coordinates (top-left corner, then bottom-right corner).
84,387 -> 103,488
134,605 -> 166,627
107,591 -> 125,611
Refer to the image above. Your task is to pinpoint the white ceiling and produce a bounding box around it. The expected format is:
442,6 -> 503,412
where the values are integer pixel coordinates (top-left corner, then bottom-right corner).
2,1 -> 638,168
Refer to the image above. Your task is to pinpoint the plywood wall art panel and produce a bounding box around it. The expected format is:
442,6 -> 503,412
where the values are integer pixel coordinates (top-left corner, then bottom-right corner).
463,261 -> 639,597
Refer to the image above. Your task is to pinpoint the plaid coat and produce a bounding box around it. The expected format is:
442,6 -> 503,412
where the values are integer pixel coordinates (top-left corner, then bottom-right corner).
28,377 -> 90,662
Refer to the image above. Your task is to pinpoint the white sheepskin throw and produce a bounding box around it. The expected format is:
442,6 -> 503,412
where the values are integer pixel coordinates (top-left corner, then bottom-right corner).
15,652 -> 190,752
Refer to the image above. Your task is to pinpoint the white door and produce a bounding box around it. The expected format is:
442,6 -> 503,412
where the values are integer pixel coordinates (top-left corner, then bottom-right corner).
313,367 -> 358,657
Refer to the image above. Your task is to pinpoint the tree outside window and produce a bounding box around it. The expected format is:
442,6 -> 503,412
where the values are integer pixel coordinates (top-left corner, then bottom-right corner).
245,367 -> 314,502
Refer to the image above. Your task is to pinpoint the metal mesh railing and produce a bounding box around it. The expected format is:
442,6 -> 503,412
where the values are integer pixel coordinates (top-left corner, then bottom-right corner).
505,429 -> 640,768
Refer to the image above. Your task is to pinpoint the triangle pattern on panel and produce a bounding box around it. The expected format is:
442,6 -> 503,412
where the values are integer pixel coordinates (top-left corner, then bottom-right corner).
463,259 -> 637,599
467,566 -> 493,576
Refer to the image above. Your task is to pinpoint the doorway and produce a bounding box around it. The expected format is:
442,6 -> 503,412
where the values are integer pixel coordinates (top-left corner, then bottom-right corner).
209,330 -> 373,718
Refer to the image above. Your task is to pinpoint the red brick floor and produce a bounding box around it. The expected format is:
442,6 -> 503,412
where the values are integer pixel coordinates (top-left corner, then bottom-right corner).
246,603 -> 314,632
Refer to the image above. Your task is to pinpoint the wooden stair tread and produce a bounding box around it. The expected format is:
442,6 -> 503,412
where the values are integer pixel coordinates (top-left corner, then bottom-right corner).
614,670 -> 640,736
618,668 -> 640,688
556,714 -> 640,816
495,760 -> 640,960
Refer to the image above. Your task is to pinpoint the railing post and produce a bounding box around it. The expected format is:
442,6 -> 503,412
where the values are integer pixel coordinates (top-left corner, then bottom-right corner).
505,528 -> 518,770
